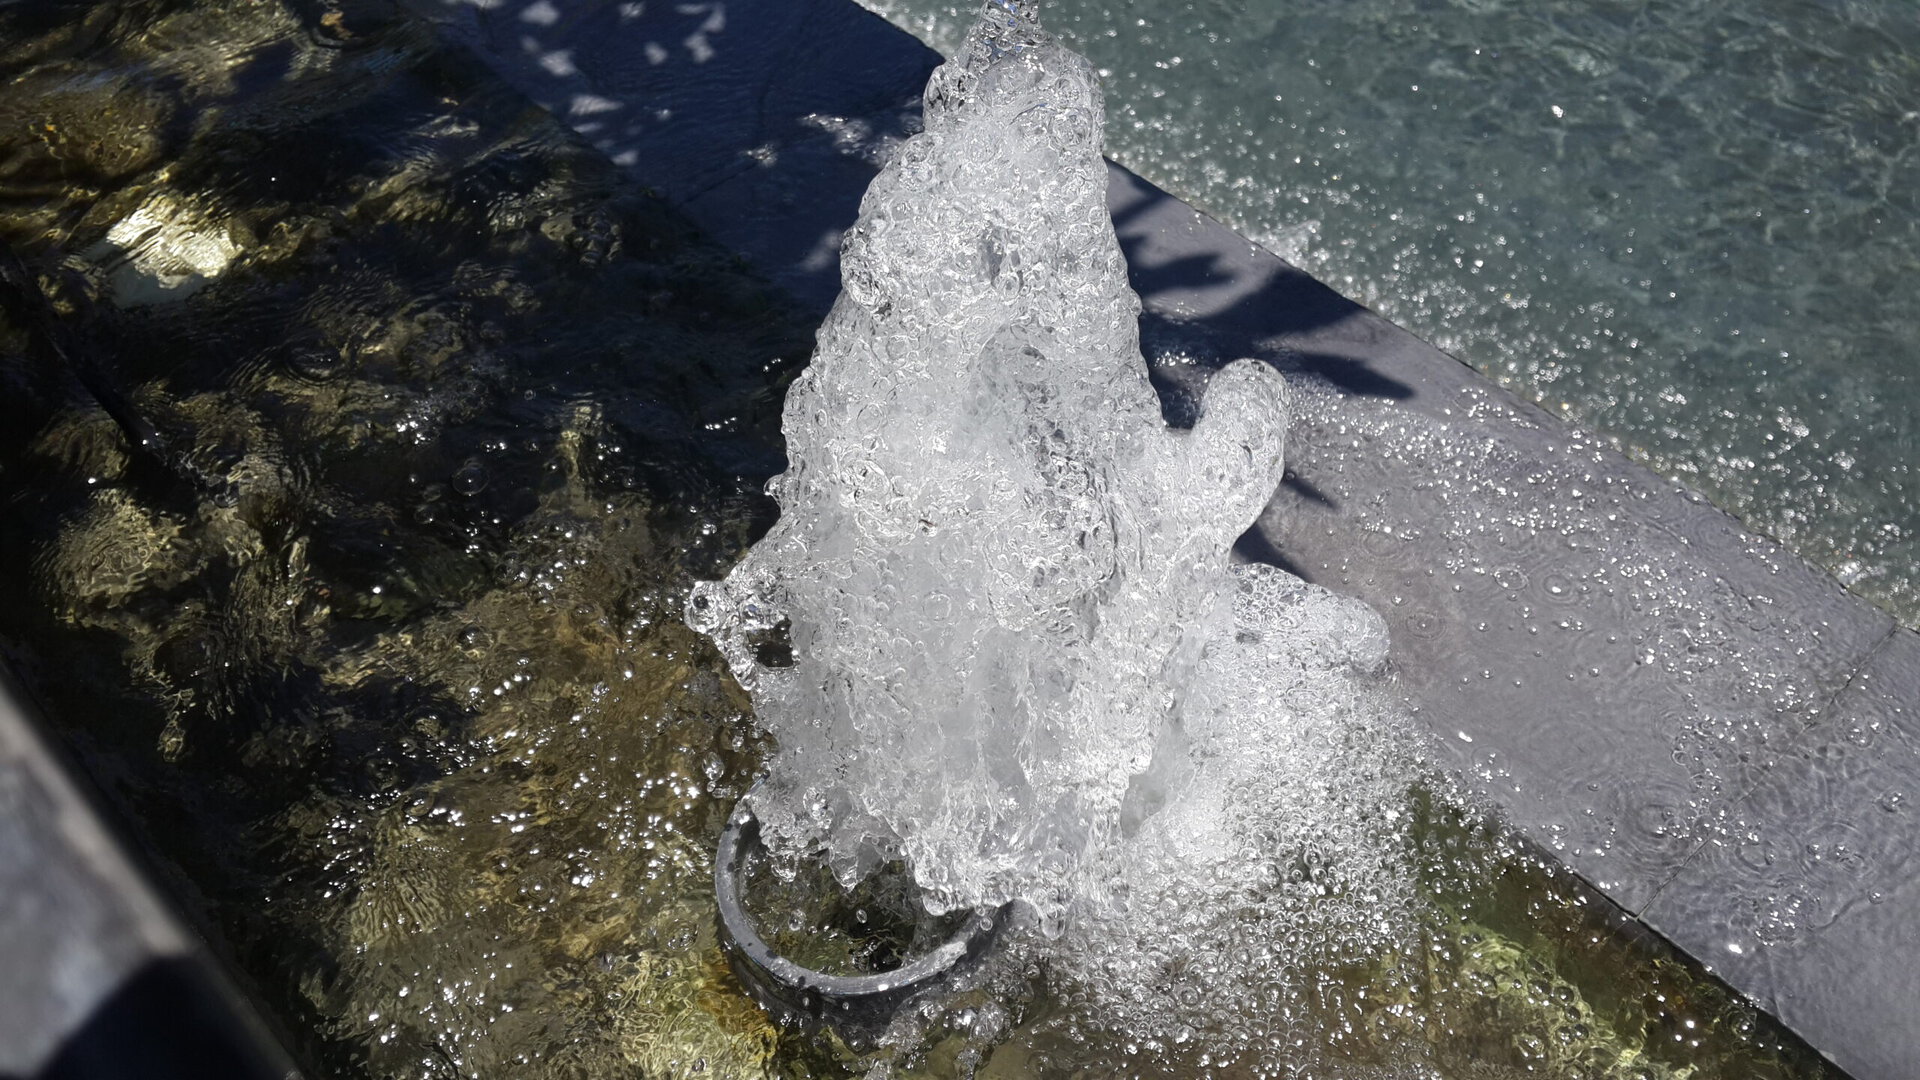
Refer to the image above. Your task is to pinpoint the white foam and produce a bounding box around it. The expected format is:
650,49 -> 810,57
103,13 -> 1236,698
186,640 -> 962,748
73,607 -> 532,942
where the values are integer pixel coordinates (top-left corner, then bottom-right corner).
689,1 -> 1437,1058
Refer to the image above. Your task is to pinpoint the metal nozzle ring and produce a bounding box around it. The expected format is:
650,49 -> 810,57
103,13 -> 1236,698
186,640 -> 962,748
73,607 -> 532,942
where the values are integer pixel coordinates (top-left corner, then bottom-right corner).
713,788 -> 1005,1030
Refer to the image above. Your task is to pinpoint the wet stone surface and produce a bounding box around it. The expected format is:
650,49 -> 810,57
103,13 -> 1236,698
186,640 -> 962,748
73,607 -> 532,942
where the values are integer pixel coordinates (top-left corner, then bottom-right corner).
1124,128 -> 1910,1080
412,0 -> 945,312
1251,358 -> 1895,913
1644,628 -> 1920,1080
1104,163 -> 1898,913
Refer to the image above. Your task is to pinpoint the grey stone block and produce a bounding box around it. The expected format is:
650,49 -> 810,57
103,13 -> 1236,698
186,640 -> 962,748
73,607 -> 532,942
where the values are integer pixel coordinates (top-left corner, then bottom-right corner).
412,0 -> 941,309
0,666 -> 300,1080
0,670 -> 189,1077
1643,627 -> 1920,1080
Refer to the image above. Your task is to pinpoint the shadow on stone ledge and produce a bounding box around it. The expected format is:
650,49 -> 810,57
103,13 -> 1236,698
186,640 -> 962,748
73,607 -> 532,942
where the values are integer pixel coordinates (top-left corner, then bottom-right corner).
19,958 -> 293,1080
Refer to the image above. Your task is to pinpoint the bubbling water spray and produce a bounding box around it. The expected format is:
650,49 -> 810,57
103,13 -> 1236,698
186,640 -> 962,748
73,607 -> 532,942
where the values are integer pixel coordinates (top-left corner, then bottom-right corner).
692,0 -> 1288,913
689,4 -> 1435,1050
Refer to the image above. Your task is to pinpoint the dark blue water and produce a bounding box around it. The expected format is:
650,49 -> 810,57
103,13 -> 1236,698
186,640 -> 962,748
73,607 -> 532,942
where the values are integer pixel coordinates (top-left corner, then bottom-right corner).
869,0 -> 1920,625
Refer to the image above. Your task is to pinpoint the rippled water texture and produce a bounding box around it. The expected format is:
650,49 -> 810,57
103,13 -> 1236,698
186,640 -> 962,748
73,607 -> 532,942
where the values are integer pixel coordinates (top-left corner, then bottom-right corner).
862,0 -> 1920,626
0,0 -> 1861,1077
0,1 -> 812,1072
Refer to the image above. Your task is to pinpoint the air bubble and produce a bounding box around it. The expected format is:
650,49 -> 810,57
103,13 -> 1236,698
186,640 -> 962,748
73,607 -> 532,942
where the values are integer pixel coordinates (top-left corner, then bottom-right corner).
284,346 -> 345,382
453,460 -> 490,495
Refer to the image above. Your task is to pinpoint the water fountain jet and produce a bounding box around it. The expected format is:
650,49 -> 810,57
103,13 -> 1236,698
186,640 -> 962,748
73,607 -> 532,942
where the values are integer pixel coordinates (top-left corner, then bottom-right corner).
691,0 -> 1418,1046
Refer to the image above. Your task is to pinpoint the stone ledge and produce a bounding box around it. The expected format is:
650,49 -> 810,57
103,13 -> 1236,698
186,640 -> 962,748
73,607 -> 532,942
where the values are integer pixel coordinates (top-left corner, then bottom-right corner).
0,662 -> 299,1080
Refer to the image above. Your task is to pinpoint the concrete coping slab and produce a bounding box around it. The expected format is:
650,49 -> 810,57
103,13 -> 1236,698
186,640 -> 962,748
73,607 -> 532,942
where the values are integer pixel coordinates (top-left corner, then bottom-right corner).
410,1 -> 1916,1075
0,660 -> 301,1080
